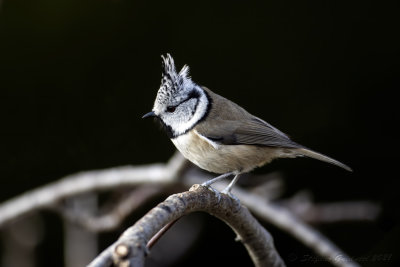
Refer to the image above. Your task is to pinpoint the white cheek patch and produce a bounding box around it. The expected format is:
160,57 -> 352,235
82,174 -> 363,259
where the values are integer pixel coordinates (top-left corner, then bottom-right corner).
173,90 -> 209,136
194,130 -> 220,150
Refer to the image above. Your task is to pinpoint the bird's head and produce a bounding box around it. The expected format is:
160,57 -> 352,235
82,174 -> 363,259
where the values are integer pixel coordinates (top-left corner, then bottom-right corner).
143,54 -> 210,138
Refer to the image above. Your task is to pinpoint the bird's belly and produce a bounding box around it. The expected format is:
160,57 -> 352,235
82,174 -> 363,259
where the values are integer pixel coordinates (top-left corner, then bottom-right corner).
171,131 -> 280,174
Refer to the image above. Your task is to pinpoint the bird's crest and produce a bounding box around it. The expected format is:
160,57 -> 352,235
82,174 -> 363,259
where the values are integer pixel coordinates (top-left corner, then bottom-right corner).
160,54 -> 193,95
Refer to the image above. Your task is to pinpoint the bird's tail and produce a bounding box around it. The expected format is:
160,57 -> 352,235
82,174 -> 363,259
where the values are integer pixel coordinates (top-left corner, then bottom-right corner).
295,148 -> 352,172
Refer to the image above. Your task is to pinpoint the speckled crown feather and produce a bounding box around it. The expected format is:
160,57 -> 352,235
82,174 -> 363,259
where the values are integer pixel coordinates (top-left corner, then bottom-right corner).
155,54 -> 194,106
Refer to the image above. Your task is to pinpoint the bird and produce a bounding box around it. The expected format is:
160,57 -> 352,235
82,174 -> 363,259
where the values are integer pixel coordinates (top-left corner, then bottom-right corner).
143,54 -> 352,194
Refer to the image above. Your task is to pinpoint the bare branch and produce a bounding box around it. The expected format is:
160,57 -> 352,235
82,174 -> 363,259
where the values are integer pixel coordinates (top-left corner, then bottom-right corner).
0,152 -> 186,227
0,152 -> 367,267
146,218 -> 180,250
282,191 -> 380,223
184,173 -> 360,267
238,193 -> 360,267
87,184 -> 286,267
58,185 -> 165,232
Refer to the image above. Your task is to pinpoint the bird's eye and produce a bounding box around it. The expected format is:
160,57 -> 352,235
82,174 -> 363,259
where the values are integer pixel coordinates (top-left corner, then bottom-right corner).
166,106 -> 176,113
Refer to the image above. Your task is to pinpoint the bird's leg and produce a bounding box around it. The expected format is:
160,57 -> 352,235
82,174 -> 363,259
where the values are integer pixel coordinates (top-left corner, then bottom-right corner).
201,172 -> 235,202
202,172 -> 235,187
221,174 -> 241,194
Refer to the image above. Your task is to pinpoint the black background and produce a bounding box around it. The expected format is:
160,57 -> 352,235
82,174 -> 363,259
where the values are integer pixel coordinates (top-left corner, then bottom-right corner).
0,0 -> 399,266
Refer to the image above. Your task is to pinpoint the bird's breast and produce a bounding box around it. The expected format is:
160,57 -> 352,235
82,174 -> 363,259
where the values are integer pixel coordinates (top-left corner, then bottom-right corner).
171,130 -> 218,169
171,130 -> 280,174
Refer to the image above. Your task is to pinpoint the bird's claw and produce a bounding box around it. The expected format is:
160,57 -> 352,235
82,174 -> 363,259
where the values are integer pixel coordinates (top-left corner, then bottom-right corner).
201,183 -> 222,202
221,189 -> 240,203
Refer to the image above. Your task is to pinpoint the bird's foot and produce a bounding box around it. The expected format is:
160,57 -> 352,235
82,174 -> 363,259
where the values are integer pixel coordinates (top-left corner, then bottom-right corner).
201,183 -> 222,202
221,188 -> 240,203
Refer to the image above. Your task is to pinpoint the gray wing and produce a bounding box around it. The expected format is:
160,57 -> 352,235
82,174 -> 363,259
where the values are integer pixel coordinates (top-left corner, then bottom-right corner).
197,87 -> 302,148
196,116 -> 301,149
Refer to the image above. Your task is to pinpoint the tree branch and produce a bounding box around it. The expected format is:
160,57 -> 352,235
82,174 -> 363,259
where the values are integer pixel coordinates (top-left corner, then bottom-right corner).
57,185 -> 165,232
184,172 -> 361,267
281,191 -> 380,223
0,152 -> 367,267
0,152 -> 186,227
87,184 -> 286,267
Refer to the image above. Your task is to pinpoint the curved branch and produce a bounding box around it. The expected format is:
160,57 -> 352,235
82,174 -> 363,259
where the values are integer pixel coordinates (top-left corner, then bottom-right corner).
239,193 -> 360,267
0,152 -> 363,267
0,152 -> 187,227
87,184 -> 286,267
57,185 -> 165,232
184,172 -> 360,267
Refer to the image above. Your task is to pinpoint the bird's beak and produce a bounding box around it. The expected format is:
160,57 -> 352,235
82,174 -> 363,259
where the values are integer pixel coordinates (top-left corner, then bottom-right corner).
142,111 -> 157,119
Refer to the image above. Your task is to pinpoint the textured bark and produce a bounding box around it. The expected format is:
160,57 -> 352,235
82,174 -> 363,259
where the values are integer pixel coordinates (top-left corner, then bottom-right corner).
88,184 -> 286,267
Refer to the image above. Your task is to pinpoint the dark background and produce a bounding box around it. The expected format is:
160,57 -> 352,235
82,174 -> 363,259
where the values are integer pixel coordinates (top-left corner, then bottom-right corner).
0,0 -> 399,266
